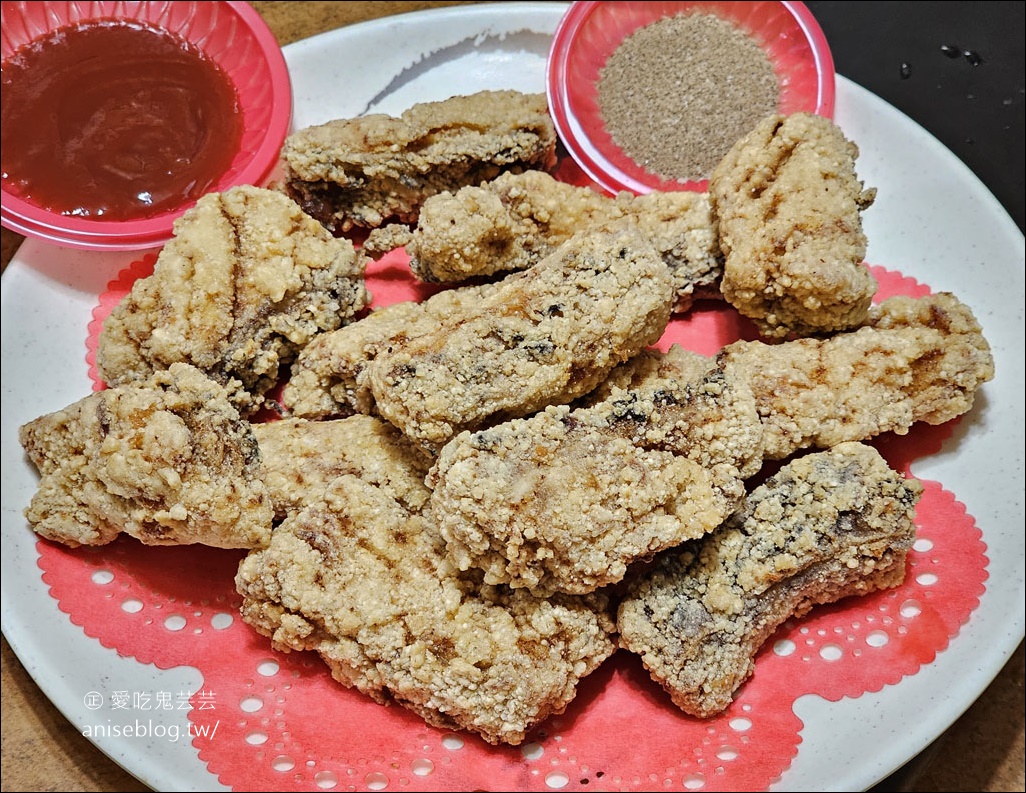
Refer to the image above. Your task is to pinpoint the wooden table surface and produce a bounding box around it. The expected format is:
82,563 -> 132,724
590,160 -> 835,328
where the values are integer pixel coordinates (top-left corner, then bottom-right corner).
2,3 -> 1023,792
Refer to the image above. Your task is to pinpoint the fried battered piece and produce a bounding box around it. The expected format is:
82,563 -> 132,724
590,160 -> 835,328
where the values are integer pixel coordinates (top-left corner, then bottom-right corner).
294,226 -> 674,452
284,280 -> 502,419
369,227 -> 673,451
236,474 -> 615,746
252,415 -> 432,521
429,362 -> 763,596
96,185 -> 368,417
617,442 -> 921,718
862,292 -> 997,424
18,363 -> 272,549
365,170 -> 722,312
720,292 -> 996,460
280,90 -> 558,233
429,292 -> 991,596
710,113 -> 878,338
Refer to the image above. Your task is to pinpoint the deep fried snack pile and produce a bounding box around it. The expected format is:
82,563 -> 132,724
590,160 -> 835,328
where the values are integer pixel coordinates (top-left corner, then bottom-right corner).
19,363 -> 272,549
16,91 -> 998,743
97,185 -> 368,417
236,414 -> 616,746
617,442 -> 921,717
287,225 -> 675,452
364,169 -> 722,312
710,112 -> 878,338
429,292 -> 993,596
429,359 -> 763,596
281,90 -> 558,233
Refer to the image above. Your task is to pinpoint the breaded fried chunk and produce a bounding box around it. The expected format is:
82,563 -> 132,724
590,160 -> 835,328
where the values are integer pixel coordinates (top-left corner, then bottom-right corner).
862,292 -> 997,425
235,474 -> 615,746
710,113 -> 878,338
19,363 -> 272,549
429,362 -> 763,596
96,185 -> 368,417
284,280 -> 502,419
428,292 -> 991,596
721,292 -> 995,460
293,226 -> 674,453
365,170 -> 722,312
280,90 -> 558,233
366,227 -> 672,452
252,415 -> 432,520
617,442 -> 921,718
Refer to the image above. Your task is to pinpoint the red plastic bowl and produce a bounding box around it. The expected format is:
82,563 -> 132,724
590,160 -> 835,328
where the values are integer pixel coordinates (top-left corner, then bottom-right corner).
547,1 -> 835,196
0,1 -> 292,251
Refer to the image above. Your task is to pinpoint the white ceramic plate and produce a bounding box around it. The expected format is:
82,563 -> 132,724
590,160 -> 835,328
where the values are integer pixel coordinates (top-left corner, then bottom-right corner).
2,3 -> 1023,791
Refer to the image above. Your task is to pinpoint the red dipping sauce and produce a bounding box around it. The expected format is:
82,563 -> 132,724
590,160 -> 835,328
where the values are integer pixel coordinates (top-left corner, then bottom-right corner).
1,19 -> 243,220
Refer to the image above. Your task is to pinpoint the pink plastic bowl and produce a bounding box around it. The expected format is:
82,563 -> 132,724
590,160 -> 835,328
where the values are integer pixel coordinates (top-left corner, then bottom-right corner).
0,1 -> 292,251
547,1 -> 835,196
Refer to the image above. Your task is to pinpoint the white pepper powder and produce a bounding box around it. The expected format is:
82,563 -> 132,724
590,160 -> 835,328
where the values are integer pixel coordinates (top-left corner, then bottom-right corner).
597,12 -> 780,183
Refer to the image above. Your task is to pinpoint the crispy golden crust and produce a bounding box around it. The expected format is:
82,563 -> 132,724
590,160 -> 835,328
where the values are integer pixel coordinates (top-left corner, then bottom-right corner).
281,90 -> 557,233
284,281 -> 502,419
387,169 -> 614,281
235,473 -> 615,746
628,189 -> 724,311
19,363 -> 272,549
577,343 -> 714,407
291,226 -> 674,453
710,113 -> 878,338
252,415 -> 432,521
368,226 -> 673,452
720,292 -> 995,460
864,292 -> 998,424
96,185 -> 368,417
428,363 -> 762,596
617,442 -> 921,717
428,292 -> 991,597
369,170 -> 721,312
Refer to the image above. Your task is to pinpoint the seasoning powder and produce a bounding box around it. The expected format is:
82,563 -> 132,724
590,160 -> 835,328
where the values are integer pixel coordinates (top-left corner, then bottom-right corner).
597,12 -> 780,183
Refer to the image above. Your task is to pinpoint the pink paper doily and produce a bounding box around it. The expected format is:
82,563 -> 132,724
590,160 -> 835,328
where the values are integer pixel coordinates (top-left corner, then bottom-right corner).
50,259 -> 987,792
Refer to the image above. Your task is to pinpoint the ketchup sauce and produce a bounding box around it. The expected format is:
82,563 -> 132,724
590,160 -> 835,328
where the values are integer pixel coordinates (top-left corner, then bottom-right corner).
1,19 -> 243,220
